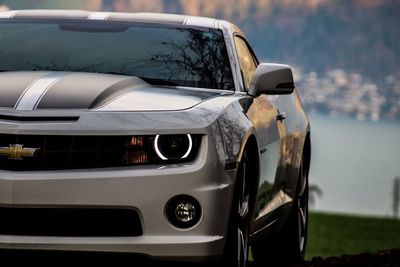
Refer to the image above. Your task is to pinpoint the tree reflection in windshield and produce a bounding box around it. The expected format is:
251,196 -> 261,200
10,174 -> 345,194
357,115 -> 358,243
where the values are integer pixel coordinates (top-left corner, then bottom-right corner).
0,21 -> 234,90
146,28 -> 234,90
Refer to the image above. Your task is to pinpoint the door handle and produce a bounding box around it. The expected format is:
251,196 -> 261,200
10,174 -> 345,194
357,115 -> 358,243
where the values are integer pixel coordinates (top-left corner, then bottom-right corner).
276,112 -> 287,121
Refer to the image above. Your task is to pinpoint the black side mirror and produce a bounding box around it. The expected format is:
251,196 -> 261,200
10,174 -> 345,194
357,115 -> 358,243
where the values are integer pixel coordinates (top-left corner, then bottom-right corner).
248,63 -> 295,96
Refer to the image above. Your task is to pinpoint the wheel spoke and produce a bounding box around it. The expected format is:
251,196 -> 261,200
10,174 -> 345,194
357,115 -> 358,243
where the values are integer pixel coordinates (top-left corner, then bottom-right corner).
301,202 -> 307,227
238,155 -> 249,219
239,195 -> 249,218
238,229 -> 243,263
297,206 -> 305,251
298,167 -> 307,197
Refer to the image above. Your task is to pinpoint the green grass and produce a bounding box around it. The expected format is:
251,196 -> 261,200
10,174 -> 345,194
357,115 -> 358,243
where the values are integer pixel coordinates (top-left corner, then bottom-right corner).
306,212 -> 400,260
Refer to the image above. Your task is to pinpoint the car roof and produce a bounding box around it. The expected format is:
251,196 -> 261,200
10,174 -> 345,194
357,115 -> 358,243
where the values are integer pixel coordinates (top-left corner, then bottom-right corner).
0,9 -> 227,29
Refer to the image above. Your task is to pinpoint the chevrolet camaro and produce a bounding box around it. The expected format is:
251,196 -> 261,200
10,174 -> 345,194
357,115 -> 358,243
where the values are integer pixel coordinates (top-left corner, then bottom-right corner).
0,10 -> 311,267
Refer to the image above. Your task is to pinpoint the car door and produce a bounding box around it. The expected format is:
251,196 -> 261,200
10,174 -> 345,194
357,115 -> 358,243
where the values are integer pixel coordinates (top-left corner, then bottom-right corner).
233,35 -> 289,233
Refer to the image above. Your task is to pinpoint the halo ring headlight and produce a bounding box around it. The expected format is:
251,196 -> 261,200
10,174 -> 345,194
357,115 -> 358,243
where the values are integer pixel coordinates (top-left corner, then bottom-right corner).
154,134 -> 193,161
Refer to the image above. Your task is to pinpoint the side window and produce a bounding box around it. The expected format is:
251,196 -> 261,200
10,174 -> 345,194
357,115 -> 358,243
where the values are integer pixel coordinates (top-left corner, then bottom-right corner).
234,36 -> 258,90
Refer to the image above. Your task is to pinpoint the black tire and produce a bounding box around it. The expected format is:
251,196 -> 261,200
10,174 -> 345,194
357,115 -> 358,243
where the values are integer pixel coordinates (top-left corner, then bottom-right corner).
252,157 -> 309,266
219,150 -> 251,267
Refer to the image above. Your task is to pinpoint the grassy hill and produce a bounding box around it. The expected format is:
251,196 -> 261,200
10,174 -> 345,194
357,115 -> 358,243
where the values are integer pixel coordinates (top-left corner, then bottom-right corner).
306,212 -> 400,259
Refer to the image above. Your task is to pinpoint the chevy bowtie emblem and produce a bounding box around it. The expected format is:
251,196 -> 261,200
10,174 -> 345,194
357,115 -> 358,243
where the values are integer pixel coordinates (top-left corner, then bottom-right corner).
0,144 -> 40,160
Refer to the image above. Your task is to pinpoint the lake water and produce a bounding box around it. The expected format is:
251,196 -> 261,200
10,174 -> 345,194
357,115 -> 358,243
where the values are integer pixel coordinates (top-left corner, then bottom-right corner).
308,114 -> 400,217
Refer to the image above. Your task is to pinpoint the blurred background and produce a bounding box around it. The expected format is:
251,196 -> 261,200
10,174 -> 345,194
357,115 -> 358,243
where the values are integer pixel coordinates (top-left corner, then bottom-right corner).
1,0 -> 399,260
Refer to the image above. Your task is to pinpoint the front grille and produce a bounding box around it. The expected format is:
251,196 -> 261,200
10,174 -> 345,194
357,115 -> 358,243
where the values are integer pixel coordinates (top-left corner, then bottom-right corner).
0,134 -> 127,171
0,206 -> 143,237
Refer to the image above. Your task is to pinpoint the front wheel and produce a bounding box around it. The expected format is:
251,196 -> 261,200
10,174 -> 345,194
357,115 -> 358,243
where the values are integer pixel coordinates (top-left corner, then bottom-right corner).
252,157 -> 309,266
286,159 -> 309,262
219,150 -> 251,267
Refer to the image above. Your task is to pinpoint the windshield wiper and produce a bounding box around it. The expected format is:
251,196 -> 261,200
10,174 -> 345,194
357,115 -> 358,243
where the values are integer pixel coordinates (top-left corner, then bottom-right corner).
106,72 -> 179,86
139,77 -> 178,86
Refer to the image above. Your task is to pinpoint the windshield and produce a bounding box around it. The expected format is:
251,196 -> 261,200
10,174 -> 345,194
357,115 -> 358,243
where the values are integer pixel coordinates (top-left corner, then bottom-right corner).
0,20 -> 234,90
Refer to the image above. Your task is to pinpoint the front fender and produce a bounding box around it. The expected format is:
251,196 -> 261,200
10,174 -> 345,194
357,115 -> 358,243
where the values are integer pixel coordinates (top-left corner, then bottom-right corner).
215,101 -> 257,164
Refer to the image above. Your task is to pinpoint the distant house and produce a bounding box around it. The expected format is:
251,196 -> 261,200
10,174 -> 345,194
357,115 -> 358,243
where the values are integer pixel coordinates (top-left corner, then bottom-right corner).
102,0 -> 132,12
102,0 -> 114,11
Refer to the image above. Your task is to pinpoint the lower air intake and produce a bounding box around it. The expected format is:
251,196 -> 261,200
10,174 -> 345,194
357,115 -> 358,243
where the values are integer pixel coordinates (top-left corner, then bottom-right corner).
0,206 -> 143,237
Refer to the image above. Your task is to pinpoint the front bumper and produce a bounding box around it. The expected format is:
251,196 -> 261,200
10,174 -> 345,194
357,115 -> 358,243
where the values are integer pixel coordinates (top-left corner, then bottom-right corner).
0,135 -> 236,260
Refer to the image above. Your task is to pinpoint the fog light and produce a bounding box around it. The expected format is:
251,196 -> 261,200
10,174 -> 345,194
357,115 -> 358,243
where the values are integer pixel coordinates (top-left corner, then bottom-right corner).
166,195 -> 201,229
175,202 -> 196,222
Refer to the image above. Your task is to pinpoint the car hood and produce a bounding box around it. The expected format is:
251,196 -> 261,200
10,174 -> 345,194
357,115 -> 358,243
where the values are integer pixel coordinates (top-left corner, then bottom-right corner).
0,71 -> 228,111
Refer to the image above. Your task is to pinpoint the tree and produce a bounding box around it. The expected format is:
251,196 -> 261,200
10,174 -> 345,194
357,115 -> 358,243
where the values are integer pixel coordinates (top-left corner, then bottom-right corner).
393,176 -> 400,219
309,184 -> 323,207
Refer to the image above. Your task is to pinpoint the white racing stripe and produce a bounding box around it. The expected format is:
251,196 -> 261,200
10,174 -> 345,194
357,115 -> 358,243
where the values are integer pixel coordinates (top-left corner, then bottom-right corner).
0,10 -> 18,19
88,12 -> 110,20
15,73 -> 65,111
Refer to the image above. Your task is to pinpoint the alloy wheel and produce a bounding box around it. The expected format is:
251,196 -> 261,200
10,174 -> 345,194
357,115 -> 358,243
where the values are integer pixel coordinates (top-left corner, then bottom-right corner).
236,152 -> 250,267
297,163 -> 309,255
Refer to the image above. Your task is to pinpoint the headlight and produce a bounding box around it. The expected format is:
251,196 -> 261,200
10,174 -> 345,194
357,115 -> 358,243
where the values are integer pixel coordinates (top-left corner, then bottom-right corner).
124,134 -> 200,165
154,134 -> 192,160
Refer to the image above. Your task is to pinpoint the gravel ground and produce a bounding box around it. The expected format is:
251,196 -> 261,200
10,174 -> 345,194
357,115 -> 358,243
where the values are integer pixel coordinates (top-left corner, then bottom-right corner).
1,249 -> 399,266
299,249 -> 400,267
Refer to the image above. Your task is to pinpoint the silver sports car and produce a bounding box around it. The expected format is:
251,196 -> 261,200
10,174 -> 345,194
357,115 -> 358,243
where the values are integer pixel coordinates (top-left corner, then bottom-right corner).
0,10 -> 311,267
